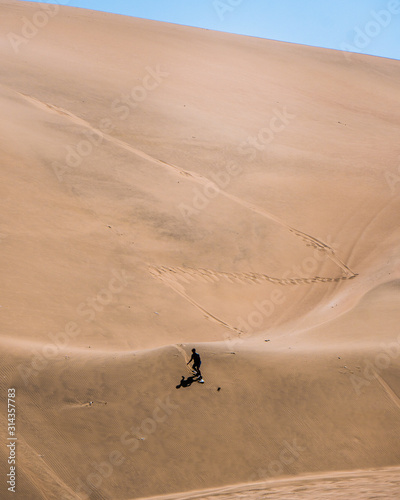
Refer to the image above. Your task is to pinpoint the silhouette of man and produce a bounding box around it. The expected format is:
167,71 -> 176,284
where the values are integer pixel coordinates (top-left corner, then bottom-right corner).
187,348 -> 201,378
176,375 -> 195,389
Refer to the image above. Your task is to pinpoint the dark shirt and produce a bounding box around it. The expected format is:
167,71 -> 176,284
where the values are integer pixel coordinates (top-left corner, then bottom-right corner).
190,352 -> 201,366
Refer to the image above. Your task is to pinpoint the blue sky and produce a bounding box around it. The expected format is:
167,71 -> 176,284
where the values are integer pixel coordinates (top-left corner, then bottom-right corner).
24,0 -> 399,60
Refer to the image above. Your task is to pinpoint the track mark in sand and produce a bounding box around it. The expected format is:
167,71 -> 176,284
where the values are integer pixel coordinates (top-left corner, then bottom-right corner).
373,370 -> 400,411
18,92 -> 211,185
289,228 -> 354,276
16,92 -> 356,275
155,159 -> 356,279
17,92 -> 357,321
154,269 -> 241,333
172,344 -> 197,375
149,265 -> 355,287
17,92 -> 91,128
61,400 -> 108,410
173,344 -> 189,363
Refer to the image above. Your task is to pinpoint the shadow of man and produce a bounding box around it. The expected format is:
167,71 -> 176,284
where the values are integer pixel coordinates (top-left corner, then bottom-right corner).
176,375 -> 201,389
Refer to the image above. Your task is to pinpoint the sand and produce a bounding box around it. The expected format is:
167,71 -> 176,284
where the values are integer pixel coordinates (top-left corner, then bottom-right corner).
0,1 -> 400,498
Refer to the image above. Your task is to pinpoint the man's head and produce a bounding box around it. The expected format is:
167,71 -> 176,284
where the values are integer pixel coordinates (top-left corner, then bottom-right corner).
192,348 -> 196,353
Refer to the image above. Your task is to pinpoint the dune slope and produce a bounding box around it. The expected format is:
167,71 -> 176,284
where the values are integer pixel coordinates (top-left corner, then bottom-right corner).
1,1 -> 400,499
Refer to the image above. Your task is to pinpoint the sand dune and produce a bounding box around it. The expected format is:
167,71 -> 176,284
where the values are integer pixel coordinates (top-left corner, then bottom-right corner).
1,1 -> 400,498
137,467 -> 400,499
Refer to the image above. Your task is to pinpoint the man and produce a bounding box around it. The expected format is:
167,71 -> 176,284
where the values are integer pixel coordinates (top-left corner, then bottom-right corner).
187,348 -> 202,378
